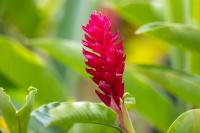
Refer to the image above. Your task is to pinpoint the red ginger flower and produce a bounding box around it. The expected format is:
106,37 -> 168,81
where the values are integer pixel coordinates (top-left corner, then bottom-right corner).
82,11 -> 125,111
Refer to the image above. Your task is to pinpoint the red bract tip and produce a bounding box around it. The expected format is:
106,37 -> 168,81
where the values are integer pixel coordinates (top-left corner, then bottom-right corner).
82,11 -> 125,111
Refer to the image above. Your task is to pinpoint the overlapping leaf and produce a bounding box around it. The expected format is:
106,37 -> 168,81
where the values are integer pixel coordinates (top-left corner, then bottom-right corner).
136,22 -> 200,53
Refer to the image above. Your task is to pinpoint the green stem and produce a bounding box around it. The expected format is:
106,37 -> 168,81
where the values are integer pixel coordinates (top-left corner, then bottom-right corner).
169,47 -> 188,71
189,0 -> 200,75
165,0 -> 191,72
192,0 -> 200,25
17,116 -> 21,133
122,104 -> 135,133
165,0 -> 192,112
110,97 -> 135,133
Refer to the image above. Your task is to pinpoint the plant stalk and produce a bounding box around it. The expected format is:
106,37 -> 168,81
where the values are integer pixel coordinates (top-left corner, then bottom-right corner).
110,97 -> 135,133
189,0 -> 200,75
121,104 -> 135,133
165,0 -> 191,72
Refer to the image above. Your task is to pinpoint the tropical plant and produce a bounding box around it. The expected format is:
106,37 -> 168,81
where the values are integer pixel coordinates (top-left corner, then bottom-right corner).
0,0 -> 200,133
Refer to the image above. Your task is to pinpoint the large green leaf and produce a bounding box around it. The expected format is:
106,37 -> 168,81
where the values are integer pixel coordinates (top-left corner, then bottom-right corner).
136,22 -> 200,53
133,65 -> 200,107
0,87 -> 37,133
125,66 -> 177,131
111,0 -> 163,25
29,39 -> 177,131
0,36 -> 66,103
29,39 -> 88,77
32,102 -> 120,132
167,109 -> 200,133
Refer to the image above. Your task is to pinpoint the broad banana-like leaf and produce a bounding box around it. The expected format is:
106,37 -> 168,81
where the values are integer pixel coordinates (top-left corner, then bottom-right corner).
32,102 -> 120,133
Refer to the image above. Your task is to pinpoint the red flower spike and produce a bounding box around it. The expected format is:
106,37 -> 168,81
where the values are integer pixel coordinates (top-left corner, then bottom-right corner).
82,11 -> 125,111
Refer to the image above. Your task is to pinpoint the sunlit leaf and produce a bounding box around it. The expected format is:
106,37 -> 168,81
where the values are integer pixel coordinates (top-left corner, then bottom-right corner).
136,22 -> 200,53
167,109 -> 200,133
0,87 -> 37,133
32,102 -> 120,132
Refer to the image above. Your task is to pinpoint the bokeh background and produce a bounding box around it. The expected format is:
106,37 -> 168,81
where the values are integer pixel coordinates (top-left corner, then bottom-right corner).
0,0 -> 200,133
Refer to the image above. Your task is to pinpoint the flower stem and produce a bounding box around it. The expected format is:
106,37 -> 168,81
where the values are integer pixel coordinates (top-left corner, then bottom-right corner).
121,104 -> 135,133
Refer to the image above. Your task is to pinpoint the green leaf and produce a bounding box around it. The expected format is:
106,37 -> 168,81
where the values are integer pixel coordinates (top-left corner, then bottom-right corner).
28,38 -> 88,77
4,0 -> 41,37
136,22 -> 200,53
0,88 -> 17,132
0,72 -> 16,88
32,102 -> 120,132
29,116 -> 62,133
111,0 -> 163,25
133,65 -> 200,107
68,123 -> 120,133
0,36 -> 66,103
17,87 -> 37,133
167,109 -> 200,133
124,66 -> 177,131
0,87 -> 37,133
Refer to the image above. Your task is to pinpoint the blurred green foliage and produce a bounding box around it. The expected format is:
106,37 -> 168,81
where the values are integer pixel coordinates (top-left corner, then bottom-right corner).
0,0 -> 200,132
